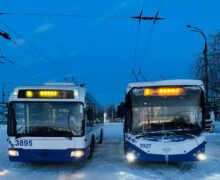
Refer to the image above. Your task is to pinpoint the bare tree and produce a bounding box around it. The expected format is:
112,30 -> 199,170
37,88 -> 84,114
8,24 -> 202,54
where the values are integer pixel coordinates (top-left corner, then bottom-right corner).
192,31 -> 220,106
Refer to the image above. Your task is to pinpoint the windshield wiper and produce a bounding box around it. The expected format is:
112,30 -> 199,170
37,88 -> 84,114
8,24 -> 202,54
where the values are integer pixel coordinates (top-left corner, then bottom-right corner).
15,127 -> 74,140
15,129 -> 26,139
67,114 -> 74,139
15,134 -> 26,139
55,129 -> 74,140
39,127 -> 74,140
169,128 -> 199,138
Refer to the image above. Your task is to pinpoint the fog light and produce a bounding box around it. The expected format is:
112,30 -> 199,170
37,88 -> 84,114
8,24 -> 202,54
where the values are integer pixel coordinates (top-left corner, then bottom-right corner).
126,152 -> 136,162
8,150 -> 19,157
197,153 -> 207,161
70,150 -> 85,158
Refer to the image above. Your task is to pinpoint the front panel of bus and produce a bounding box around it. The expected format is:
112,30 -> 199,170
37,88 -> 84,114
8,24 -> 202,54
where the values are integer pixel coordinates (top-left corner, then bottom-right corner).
124,85 -> 207,162
7,89 -> 88,162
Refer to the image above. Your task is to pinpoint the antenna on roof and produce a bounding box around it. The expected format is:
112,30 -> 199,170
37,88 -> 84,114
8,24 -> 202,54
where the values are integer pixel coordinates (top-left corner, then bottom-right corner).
71,76 -> 78,85
64,75 -> 78,85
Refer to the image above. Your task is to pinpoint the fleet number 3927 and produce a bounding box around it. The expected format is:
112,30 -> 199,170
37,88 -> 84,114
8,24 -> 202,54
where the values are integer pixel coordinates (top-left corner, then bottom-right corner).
140,144 -> 151,148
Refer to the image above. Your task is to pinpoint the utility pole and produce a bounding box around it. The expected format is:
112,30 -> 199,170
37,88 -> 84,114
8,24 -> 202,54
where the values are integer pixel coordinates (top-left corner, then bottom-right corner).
111,104 -> 114,121
0,30 -> 12,122
2,82 -> 12,121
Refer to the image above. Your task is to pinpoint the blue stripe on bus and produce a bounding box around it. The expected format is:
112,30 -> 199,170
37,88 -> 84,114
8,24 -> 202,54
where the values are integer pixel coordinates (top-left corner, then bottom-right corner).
8,147 -> 91,163
8,124 -> 103,162
125,141 -> 206,162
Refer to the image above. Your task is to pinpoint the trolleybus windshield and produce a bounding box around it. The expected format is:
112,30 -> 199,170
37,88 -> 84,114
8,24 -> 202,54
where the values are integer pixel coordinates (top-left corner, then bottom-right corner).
129,86 -> 203,135
10,102 -> 84,137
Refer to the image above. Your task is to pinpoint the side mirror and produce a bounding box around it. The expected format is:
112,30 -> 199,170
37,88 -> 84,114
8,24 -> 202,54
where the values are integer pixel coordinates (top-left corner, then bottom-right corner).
204,106 -> 215,133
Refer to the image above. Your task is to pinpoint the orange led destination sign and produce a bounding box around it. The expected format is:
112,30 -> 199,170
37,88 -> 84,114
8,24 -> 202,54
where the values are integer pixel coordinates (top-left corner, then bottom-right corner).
144,87 -> 184,96
39,90 -> 59,98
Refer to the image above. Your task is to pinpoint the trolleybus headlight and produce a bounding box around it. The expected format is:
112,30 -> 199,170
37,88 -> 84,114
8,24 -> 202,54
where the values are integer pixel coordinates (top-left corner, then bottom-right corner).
70,150 -> 85,158
126,152 -> 136,163
8,150 -> 19,157
197,153 -> 207,161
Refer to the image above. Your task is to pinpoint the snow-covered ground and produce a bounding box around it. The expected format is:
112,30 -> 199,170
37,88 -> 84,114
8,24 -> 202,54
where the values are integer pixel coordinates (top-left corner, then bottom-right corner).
0,123 -> 220,180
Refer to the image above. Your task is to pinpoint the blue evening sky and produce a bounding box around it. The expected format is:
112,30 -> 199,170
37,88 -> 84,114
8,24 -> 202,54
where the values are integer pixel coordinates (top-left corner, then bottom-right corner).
0,0 -> 220,106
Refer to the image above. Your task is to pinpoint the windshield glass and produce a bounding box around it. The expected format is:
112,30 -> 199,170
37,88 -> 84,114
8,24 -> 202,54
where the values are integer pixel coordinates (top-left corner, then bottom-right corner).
12,102 -> 84,137
129,86 -> 203,135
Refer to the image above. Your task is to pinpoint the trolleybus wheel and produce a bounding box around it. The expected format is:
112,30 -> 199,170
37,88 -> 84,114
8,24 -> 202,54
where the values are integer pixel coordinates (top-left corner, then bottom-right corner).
98,129 -> 103,144
88,136 -> 95,159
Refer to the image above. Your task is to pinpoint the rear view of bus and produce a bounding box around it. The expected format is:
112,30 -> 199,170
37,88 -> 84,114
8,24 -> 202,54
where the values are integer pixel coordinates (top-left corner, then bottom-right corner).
124,80 -> 207,163
7,83 -> 104,162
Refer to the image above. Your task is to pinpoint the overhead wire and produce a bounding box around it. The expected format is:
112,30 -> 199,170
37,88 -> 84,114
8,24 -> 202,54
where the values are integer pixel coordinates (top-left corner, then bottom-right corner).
9,40 -> 59,78
0,48 -> 37,77
2,12 -> 220,21
4,1 -> 218,83
131,0 -> 147,82
0,12 -> 129,19
138,20 -> 155,71
0,20 -> 67,75
132,22 -> 141,72
0,56 -> 14,64
138,0 -> 165,74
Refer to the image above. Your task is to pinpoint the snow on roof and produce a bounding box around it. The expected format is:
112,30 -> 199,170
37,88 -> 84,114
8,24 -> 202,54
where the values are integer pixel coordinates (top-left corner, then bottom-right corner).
44,82 -> 76,86
15,82 -> 82,90
127,79 -> 204,93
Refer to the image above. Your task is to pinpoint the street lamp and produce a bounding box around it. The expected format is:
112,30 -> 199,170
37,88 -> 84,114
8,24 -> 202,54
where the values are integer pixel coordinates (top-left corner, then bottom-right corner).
186,25 -> 209,103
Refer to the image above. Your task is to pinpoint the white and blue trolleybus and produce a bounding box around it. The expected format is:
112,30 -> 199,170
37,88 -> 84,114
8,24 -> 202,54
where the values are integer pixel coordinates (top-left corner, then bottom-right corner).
124,80 -> 208,163
7,83 -> 104,162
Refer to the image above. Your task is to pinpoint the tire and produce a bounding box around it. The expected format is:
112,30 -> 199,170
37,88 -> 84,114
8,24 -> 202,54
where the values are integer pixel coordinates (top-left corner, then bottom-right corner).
98,129 -> 103,144
88,136 -> 95,159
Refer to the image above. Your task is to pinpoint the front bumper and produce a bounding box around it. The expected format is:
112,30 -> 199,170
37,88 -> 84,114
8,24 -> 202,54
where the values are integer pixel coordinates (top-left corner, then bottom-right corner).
8,148 -> 88,162
125,141 -> 206,162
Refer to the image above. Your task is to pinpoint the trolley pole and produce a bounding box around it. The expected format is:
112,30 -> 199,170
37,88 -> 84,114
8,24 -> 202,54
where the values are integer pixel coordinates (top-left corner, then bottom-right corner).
112,104 -> 114,121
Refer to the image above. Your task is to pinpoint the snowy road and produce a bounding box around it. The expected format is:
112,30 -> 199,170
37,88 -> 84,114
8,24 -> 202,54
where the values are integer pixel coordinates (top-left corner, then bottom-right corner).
0,123 -> 220,180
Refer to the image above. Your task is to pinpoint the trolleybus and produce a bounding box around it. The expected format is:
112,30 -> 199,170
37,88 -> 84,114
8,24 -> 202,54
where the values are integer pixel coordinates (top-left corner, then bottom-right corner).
124,80 -> 208,163
7,82 -> 104,162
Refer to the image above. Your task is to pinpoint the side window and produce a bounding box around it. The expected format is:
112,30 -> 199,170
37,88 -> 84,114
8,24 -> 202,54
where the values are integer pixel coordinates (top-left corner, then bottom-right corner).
97,110 -> 104,124
93,107 -> 103,125
93,107 -> 98,125
86,103 -> 94,126
15,103 -> 26,134
8,103 -> 16,135
85,100 -> 104,126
